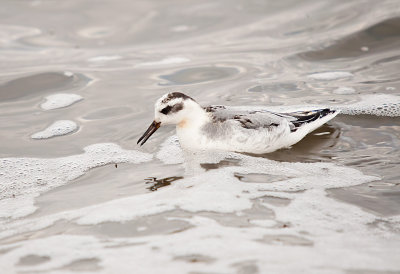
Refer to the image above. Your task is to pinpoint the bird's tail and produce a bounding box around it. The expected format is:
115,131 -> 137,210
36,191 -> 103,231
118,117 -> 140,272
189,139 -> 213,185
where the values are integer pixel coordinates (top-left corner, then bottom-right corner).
288,109 -> 339,132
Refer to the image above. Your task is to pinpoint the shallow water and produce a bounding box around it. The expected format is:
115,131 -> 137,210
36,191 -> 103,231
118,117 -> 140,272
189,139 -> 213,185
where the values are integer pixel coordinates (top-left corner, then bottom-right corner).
1,0 -> 400,273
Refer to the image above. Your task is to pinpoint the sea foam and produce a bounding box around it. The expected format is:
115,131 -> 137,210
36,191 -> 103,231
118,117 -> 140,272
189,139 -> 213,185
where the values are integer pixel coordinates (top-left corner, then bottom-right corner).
338,94 -> 400,116
31,120 -> 78,139
0,143 -> 152,219
40,93 -> 83,110
1,138 -> 399,274
240,94 -> 400,117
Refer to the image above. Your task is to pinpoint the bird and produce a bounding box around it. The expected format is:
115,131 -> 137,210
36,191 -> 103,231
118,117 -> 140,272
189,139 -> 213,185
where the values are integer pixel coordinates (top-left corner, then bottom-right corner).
137,92 -> 339,154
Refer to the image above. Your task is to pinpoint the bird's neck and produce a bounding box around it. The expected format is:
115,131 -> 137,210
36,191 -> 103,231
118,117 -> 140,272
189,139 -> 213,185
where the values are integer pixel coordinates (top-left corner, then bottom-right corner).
177,104 -> 210,130
175,103 -> 211,151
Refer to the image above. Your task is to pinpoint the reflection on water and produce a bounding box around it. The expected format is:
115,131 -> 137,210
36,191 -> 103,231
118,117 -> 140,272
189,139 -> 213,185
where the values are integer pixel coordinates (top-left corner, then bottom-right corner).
1,0 -> 400,273
249,124 -> 341,162
200,158 -> 241,171
145,176 -> 184,191
235,173 -> 293,184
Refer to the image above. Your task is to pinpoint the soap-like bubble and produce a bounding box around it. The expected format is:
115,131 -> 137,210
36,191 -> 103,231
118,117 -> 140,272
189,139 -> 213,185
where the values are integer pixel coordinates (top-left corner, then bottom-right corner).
40,93 -> 83,110
31,120 -> 79,139
338,94 -> 400,116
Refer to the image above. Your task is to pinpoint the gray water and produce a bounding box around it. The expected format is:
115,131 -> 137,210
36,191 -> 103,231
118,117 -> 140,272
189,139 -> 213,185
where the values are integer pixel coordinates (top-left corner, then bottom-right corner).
1,0 -> 400,273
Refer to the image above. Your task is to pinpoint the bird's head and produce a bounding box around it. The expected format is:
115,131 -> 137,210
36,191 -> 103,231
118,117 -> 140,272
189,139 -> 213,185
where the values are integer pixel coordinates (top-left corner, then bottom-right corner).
137,92 -> 197,146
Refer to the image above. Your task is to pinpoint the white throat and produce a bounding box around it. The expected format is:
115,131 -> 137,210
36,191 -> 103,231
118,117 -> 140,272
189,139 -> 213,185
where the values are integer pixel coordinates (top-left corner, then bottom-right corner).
175,103 -> 210,149
178,103 -> 209,129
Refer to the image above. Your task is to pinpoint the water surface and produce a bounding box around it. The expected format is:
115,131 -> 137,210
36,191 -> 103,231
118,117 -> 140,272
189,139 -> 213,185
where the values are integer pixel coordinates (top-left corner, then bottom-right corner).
1,0 -> 400,273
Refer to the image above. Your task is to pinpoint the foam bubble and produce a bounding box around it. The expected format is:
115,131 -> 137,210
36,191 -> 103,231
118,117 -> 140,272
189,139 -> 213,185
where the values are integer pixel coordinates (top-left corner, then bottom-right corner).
308,71 -> 354,80
63,71 -> 74,77
31,120 -> 78,139
339,94 -> 400,116
40,93 -> 83,110
0,143 -> 152,218
237,94 -> 400,117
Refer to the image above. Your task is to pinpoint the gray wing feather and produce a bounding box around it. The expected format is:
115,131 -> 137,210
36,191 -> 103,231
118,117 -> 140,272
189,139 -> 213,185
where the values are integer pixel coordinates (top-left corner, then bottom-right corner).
204,105 -> 335,131
204,105 -> 286,130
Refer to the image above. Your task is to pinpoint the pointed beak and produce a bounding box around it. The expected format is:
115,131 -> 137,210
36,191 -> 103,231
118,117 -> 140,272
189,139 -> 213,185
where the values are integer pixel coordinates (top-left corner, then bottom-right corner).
137,120 -> 161,146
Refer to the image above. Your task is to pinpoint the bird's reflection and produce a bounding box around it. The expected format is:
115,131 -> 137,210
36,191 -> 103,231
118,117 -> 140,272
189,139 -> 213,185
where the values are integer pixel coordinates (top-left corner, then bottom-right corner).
145,176 -> 183,191
249,123 -> 341,162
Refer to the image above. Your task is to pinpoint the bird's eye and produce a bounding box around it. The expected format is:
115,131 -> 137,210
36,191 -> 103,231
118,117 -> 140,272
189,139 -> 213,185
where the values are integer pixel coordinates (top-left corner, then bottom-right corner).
160,105 -> 172,115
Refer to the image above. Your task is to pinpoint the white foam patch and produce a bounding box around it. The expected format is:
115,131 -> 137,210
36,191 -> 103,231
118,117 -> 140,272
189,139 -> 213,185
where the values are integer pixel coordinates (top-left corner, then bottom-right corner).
40,93 -> 83,110
0,143 -> 152,219
63,71 -> 74,77
1,213 -> 399,274
156,135 -> 184,164
74,142 -> 376,224
307,71 -> 354,80
249,219 -> 277,227
0,194 -> 37,219
137,57 -> 190,67
1,139 -> 399,273
1,139 -> 377,226
31,120 -> 78,139
239,94 -> 400,117
339,94 -> 400,116
1,218 -> 399,273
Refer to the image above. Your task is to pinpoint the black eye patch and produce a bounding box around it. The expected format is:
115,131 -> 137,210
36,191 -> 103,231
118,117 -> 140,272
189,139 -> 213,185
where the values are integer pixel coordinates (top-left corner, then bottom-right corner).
160,105 -> 172,115
160,103 -> 184,115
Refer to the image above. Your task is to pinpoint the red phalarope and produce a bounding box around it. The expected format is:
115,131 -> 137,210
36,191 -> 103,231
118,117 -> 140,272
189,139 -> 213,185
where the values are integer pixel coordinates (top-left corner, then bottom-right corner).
138,92 -> 339,154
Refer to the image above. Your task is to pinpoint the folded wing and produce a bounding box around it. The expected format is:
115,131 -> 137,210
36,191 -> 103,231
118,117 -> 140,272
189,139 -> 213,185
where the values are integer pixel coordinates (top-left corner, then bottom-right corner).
205,105 -> 337,132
